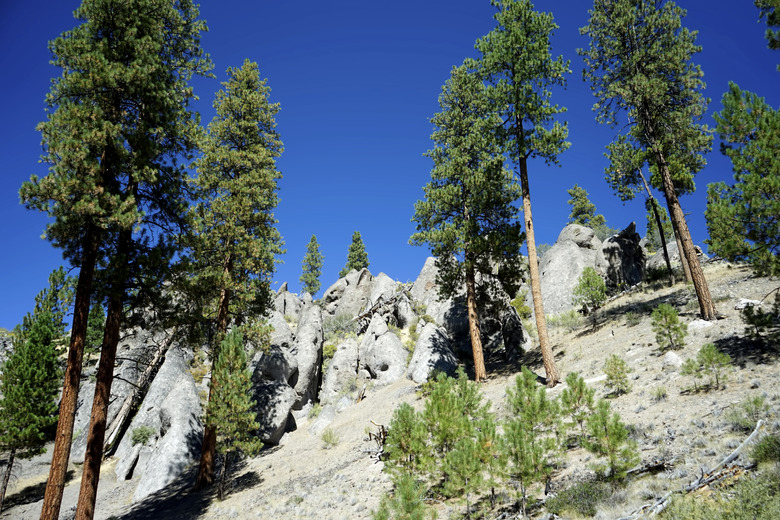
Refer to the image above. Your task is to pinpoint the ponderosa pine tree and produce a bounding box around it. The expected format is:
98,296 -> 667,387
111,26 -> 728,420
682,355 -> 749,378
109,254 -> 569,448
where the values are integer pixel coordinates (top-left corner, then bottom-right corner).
20,1 -> 211,517
0,269 -> 70,512
567,184 -> 606,230
300,235 -> 324,297
339,231 -> 370,278
206,330 -> 262,499
580,0 -> 717,320
184,59 -> 283,489
707,83 -> 780,276
475,0 -> 570,386
756,0 -> 780,64
410,64 -> 524,382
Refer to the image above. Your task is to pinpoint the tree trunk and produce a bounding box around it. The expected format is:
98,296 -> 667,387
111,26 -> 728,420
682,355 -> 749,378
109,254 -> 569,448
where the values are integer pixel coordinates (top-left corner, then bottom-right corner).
639,171 -> 674,286
76,228 -> 131,520
653,150 -> 716,320
465,258 -> 486,382
519,157 -> 559,387
103,332 -> 175,455
40,225 -> 100,520
671,218 -> 693,283
0,448 -> 15,513
195,257 -> 232,490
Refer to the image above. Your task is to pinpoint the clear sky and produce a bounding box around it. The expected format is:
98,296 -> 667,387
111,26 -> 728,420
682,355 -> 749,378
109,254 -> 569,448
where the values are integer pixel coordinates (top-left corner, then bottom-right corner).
0,1 -> 777,331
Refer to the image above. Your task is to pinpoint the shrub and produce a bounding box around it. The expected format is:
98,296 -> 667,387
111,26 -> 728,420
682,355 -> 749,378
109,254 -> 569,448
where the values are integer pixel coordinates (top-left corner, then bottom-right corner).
584,400 -> 640,479
308,402 -> 323,419
545,479 -> 613,517
323,314 -> 357,344
625,311 -> 642,327
742,294 -> 779,344
651,303 -> 687,350
560,372 -> 596,444
547,310 -> 583,332
698,343 -> 731,389
726,395 -> 770,432
131,425 -> 156,446
680,358 -> 704,392
373,472 -> 429,520
652,386 -> 668,402
321,427 -> 340,449
752,434 -> 780,464
572,267 -> 608,320
603,354 -> 632,396
511,289 -> 533,319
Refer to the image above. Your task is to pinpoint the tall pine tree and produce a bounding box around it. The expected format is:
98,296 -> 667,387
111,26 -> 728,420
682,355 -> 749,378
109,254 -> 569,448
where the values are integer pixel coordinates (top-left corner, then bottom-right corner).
567,184 -> 606,230
300,235 -> 324,297
184,59 -> 283,489
20,1 -> 211,517
411,64 -> 524,382
475,0 -> 570,386
339,231 -> 369,278
580,0 -> 717,320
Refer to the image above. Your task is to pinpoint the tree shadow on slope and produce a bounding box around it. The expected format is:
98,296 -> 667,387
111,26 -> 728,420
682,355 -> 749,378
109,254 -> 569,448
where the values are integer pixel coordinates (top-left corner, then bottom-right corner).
0,469 -> 76,512
712,333 -> 779,368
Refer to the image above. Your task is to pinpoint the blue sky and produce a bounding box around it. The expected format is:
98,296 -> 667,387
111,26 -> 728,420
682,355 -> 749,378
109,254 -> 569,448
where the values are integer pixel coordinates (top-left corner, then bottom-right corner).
0,1 -> 777,331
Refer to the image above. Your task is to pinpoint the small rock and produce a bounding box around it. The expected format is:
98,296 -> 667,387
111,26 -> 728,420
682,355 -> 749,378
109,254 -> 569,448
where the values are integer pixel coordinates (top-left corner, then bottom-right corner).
689,319 -> 714,330
735,298 -> 761,310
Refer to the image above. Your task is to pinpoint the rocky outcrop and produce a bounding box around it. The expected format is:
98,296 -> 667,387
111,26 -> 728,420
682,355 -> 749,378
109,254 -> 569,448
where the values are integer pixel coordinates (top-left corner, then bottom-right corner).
274,282 -> 304,319
358,314 -> 407,386
320,338 -> 360,404
538,225 -> 602,316
646,241 -> 709,272
406,322 -> 457,384
290,304 -> 323,409
596,222 -> 645,290
253,381 -> 298,445
321,268 -> 374,317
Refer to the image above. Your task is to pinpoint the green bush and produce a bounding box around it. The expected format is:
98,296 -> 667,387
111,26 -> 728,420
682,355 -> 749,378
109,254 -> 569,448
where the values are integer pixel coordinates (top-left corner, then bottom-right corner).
652,386 -> 668,402
625,311 -> 642,327
561,372 -> 595,444
681,343 -> 731,391
726,395 -> 770,432
131,425 -> 156,446
603,354 -> 632,396
511,289 -> 533,319
321,427 -> 340,449
547,310 -> 583,332
323,314 -> 357,344
584,400 -> 640,479
752,434 -> 780,464
572,267 -> 608,319
651,303 -> 687,350
373,472 -> 430,520
545,479 -> 613,517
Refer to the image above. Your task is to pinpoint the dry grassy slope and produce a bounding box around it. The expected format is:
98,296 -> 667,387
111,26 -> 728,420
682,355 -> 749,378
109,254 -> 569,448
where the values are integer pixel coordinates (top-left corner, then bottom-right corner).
2,262 -> 778,520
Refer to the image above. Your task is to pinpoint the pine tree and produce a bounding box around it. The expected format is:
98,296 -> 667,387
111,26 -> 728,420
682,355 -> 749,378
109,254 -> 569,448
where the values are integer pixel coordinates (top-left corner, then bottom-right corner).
706,83 -> 779,276
205,330 -> 262,499
185,59 -> 283,489
339,231 -> 369,278
567,184 -> 606,230
0,271 -> 69,512
571,267 -> 607,328
584,399 -> 639,479
411,64 -> 524,382
475,0 -> 570,386
19,1 -> 211,516
300,235 -> 324,297
756,0 -> 780,65
581,0 -> 717,321
645,199 -> 674,253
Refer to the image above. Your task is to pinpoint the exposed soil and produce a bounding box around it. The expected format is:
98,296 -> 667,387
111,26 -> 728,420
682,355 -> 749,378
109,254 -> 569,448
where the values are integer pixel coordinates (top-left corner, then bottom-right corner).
2,261 -> 778,519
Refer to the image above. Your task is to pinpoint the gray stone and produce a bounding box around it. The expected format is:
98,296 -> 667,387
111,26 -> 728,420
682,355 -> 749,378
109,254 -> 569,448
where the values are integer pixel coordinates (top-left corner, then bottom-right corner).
267,310 -> 295,349
407,323 -> 458,384
251,344 -> 298,385
646,241 -> 709,271
369,272 -> 398,306
735,298 -> 761,310
275,283 -> 303,319
291,304 -> 323,408
662,351 -> 683,371
539,227 -> 600,316
322,268 -> 374,317
595,222 -> 645,291
308,404 -> 337,436
557,224 -> 602,250
253,380 -> 298,445
132,375 -> 203,502
410,257 -> 440,312
394,294 -> 417,329
359,314 -> 408,386
320,338 -> 359,404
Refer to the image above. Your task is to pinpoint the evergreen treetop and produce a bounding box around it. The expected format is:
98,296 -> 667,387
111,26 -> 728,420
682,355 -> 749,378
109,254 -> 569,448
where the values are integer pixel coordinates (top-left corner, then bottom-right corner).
300,234 -> 324,297
567,184 -> 606,230
339,231 -> 369,278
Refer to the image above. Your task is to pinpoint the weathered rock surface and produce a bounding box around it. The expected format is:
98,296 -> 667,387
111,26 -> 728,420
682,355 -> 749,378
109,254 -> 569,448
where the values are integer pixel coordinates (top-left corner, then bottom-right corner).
406,323 -> 458,384
290,304 -> 323,408
320,337 -> 360,404
646,241 -> 710,271
251,344 -> 298,386
267,310 -> 295,350
253,380 -> 298,445
596,222 -> 645,290
274,282 -> 304,319
359,314 -> 407,386
322,268 -> 374,317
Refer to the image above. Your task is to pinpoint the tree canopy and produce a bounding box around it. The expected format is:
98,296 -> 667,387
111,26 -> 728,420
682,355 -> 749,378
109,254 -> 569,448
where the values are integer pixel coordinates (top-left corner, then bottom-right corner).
339,231 -> 370,278
300,234 -> 324,297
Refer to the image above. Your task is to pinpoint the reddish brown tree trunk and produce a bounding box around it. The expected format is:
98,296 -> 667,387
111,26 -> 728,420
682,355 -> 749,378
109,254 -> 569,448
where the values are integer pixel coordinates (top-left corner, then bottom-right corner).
639,171 -> 674,286
519,157 -> 559,387
194,257 -> 232,490
75,228 -> 131,520
465,259 -> 486,382
0,448 -> 15,513
40,225 -> 100,520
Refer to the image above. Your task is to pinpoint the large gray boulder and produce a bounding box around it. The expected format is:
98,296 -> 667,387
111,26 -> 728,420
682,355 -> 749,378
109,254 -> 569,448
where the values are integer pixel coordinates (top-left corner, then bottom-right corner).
411,257 -> 440,313
321,268 -> 374,317
538,224 -> 602,316
274,282 -> 304,319
251,344 -> 298,385
320,337 -> 360,404
114,346 -> 197,481
253,380 -> 298,445
646,241 -> 709,271
132,375 -> 203,502
359,314 -> 408,386
267,309 -> 294,350
369,272 -> 398,306
407,323 -> 458,384
290,304 -> 323,408
595,222 -> 645,290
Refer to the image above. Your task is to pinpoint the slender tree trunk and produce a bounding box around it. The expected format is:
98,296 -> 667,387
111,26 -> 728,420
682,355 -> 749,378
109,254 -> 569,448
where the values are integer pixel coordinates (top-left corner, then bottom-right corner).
519,157 -> 559,387
40,225 -> 100,520
195,257 -> 232,490
639,171 -> 674,286
76,228 -> 131,520
671,218 -> 693,283
0,448 -> 15,513
651,147 -> 716,320
465,258 -> 486,382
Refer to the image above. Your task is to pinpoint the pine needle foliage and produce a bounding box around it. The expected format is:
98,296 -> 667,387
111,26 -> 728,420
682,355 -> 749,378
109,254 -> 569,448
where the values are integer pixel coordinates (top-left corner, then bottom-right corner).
584,399 -> 640,480
206,330 -> 262,499
300,234 -> 324,297
572,267 -> 607,328
651,303 -> 687,350
603,355 -> 632,396
567,184 -> 606,230
560,372 -> 596,445
339,231 -> 369,278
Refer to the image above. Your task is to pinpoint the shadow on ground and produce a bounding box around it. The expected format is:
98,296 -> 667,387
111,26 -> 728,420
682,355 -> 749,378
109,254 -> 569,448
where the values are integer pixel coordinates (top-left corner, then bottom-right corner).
1,469 -> 76,511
